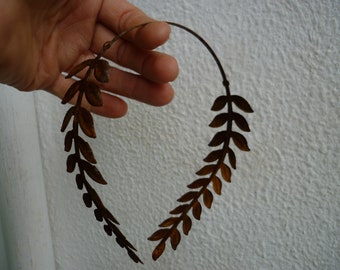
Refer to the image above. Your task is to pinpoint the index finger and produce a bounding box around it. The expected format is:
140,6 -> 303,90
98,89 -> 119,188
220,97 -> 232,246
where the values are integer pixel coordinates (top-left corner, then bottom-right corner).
98,0 -> 170,49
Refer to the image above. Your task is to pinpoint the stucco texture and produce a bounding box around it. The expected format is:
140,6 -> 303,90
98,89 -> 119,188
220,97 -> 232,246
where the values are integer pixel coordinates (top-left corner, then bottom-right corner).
32,0 -> 339,269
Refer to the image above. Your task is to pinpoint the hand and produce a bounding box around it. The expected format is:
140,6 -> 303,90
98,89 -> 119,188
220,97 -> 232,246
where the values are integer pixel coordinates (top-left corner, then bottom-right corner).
0,0 -> 178,117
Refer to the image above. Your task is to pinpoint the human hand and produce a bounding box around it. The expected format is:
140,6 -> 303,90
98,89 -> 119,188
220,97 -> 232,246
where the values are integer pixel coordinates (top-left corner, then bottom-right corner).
0,0 -> 178,117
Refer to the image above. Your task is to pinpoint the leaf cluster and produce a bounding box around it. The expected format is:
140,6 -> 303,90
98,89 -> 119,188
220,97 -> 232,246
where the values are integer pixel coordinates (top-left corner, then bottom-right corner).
61,57 -> 143,263
148,81 -> 253,260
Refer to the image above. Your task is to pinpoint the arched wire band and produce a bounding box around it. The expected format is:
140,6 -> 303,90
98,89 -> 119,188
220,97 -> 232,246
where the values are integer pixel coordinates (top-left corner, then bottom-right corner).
166,21 -> 230,96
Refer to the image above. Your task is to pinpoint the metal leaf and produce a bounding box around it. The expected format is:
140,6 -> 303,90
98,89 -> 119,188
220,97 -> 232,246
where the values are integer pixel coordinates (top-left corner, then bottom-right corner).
212,175 -> 222,195
61,81 -> 81,104
94,208 -> 103,222
78,136 -> 97,164
211,95 -> 228,111
65,59 -> 93,79
231,131 -> 250,151
187,178 -> 210,189
208,131 -> 227,147
203,149 -> 223,163
94,59 -> 110,83
177,191 -> 198,202
109,221 -> 125,238
103,208 -> 119,225
170,204 -> 189,215
84,82 -> 103,107
228,148 -> 237,169
127,249 -> 143,264
83,193 -> 92,208
123,238 -> 138,252
78,107 -> 96,138
170,229 -> 181,250
116,236 -> 126,248
220,163 -> 231,182
233,113 -> 250,132
209,113 -> 230,128
79,160 -> 107,185
231,95 -> 254,113
152,242 -> 166,261
87,190 -> 119,224
182,215 -> 192,235
192,201 -> 202,220
159,217 -> 178,227
64,130 -> 74,152
203,189 -> 213,209
60,106 -> 75,132
75,174 -> 84,190
196,164 -> 216,176
103,224 -> 113,236
66,154 -> 77,173
87,186 -> 105,208
148,229 -> 170,241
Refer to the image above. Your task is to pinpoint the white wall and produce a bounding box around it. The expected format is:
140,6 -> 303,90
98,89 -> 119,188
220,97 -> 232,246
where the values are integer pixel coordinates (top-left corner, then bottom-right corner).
1,0 -> 339,269
0,90 -> 55,270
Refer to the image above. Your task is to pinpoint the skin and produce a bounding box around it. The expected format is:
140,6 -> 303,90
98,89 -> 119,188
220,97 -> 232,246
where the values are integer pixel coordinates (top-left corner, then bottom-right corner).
0,0 -> 179,117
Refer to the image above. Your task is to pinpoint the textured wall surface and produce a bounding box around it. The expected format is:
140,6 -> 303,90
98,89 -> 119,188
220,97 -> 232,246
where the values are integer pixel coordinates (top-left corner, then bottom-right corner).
0,90 -> 55,270
1,0 -> 338,269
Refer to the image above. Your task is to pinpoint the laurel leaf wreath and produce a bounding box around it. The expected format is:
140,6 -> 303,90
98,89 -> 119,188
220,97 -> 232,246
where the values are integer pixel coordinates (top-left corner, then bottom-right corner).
60,21 -> 253,263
